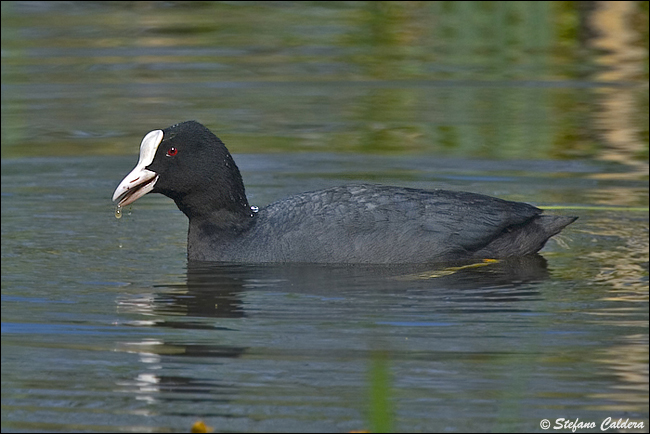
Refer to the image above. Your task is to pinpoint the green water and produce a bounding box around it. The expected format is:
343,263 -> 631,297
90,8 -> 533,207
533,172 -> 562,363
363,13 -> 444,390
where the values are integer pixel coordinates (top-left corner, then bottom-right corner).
1,2 -> 647,432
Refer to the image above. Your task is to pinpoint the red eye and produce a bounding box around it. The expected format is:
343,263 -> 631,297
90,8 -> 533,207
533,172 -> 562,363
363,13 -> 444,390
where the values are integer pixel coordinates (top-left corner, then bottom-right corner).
166,147 -> 178,157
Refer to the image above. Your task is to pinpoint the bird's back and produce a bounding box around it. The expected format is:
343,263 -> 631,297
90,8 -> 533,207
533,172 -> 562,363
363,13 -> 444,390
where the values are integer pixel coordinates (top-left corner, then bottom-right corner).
209,184 -> 573,263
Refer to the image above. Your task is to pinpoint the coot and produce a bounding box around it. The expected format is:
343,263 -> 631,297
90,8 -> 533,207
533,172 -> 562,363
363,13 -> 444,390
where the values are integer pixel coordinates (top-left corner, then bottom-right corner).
112,121 -> 576,263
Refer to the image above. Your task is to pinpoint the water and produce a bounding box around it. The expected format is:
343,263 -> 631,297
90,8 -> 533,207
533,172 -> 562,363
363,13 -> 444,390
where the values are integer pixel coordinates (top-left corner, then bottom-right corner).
2,2 -> 648,432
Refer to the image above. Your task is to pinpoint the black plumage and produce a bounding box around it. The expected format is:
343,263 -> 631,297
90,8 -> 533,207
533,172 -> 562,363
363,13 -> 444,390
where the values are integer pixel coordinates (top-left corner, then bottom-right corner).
113,121 -> 576,263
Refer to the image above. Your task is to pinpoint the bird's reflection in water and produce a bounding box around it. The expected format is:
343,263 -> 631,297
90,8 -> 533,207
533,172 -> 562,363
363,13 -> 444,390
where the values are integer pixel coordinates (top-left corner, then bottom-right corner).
113,254 -> 553,402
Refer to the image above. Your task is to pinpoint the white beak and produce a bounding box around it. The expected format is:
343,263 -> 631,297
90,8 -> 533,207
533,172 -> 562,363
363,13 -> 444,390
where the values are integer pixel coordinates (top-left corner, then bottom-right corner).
112,130 -> 164,207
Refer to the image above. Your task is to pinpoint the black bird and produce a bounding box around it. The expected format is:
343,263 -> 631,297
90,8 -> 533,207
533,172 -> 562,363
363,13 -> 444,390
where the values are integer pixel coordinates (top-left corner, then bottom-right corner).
112,121 -> 577,263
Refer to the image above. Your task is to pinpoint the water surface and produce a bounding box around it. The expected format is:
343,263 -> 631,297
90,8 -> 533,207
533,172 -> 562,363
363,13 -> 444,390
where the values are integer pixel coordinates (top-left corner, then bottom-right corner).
2,2 -> 648,432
